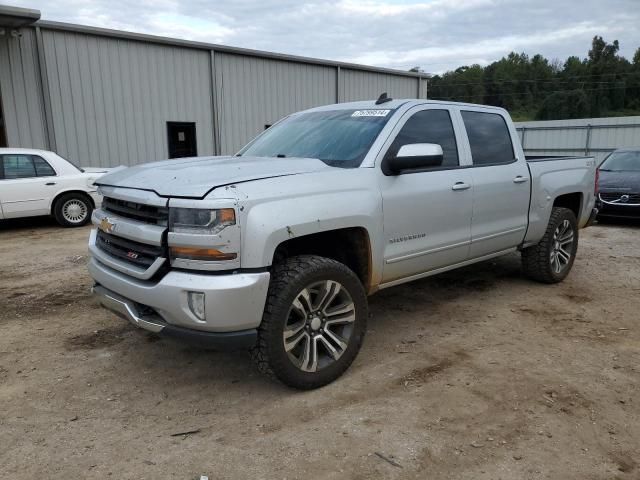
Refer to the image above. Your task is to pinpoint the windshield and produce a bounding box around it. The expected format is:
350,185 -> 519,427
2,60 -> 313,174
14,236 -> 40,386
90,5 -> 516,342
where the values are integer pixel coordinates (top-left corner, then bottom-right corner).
600,151 -> 640,171
238,109 -> 394,168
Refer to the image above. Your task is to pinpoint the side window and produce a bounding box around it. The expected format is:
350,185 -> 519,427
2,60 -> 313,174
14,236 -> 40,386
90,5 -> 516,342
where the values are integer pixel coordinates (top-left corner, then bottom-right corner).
33,156 -> 56,176
461,111 -> 514,165
2,155 -> 36,179
386,109 -> 459,167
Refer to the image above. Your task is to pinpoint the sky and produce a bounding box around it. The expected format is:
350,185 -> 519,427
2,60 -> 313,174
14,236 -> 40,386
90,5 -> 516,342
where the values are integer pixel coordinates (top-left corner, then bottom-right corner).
13,0 -> 640,74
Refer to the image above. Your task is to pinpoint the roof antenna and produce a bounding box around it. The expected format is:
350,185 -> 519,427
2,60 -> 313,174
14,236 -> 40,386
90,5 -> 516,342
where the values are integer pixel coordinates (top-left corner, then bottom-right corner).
375,92 -> 392,105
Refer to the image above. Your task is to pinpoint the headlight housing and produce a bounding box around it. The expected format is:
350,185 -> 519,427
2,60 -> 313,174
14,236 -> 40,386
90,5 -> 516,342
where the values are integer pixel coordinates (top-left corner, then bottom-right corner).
168,207 -> 239,264
169,208 -> 235,235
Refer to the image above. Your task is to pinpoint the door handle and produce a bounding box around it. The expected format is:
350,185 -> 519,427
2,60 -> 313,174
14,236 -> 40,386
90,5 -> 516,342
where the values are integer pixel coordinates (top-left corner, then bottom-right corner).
513,176 -> 528,184
45,182 -> 56,186
451,182 -> 471,191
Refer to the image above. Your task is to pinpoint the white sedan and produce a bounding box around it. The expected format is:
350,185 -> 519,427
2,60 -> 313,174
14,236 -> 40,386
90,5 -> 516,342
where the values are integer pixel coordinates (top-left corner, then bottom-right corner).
0,148 -> 112,227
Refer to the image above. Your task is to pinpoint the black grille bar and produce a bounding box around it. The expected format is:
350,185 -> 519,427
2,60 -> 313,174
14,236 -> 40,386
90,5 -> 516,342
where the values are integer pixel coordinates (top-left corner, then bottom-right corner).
103,197 -> 168,225
96,230 -> 163,268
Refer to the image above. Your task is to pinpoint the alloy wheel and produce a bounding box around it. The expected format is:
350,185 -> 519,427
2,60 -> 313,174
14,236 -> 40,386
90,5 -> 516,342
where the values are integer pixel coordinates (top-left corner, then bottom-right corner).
283,280 -> 356,373
550,219 -> 575,274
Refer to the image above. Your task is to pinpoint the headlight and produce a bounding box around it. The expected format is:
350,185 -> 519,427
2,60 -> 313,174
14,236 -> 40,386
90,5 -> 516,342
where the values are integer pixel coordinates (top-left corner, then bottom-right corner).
168,208 -> 238,263
169,208 -> 235,235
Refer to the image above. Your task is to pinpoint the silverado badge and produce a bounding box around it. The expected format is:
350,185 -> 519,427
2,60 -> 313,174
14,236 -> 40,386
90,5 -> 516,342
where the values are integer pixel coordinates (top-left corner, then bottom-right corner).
99,217 -> 115,234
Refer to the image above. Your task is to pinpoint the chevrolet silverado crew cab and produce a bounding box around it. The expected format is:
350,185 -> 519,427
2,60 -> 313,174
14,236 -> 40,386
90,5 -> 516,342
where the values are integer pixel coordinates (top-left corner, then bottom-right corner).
89,97 -> 598,389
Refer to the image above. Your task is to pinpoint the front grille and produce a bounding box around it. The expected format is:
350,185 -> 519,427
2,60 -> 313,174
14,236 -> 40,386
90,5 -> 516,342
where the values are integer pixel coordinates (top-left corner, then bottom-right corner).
599,192 -> 640,203
103,196 -> 168,225
96,230 -> 164,268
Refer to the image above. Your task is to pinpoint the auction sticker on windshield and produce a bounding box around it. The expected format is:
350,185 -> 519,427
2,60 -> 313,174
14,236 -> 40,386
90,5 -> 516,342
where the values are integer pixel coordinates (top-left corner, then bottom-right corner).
351,110 -> 391,117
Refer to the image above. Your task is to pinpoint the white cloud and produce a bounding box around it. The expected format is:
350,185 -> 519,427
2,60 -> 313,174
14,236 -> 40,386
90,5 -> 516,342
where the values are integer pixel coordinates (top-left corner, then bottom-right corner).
11,0 -> 640,74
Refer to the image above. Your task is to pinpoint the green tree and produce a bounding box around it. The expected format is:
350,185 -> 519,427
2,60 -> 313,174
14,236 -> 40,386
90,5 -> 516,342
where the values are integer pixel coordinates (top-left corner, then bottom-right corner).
427,36 -> 640,120
536,90 -> 590,120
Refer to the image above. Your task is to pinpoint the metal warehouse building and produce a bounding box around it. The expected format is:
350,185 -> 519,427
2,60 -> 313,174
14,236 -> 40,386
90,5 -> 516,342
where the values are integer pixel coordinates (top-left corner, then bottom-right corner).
515,116 -> 640,164
0,5 -> 427,168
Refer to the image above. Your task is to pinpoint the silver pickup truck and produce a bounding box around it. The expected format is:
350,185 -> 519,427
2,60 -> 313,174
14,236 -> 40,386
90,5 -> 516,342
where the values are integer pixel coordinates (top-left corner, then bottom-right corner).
89,98 -> 598,389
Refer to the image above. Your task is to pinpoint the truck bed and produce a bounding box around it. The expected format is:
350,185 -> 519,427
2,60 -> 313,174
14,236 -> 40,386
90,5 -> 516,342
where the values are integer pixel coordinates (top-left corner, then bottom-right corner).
523,154 -> 596,245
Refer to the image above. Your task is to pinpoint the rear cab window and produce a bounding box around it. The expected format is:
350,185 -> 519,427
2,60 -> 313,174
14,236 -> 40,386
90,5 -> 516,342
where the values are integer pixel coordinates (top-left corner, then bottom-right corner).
461,111 -> 515,166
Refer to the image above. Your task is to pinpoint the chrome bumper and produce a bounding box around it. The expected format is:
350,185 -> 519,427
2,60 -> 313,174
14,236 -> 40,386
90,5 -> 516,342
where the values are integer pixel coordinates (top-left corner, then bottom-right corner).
92,284 -> 165,333
88,256 -> 270,333
92,285 -> 259,349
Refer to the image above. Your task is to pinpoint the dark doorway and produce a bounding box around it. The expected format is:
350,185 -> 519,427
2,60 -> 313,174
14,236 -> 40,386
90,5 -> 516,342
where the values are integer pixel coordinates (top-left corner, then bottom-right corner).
0,87 -> 7,148
167,122 -> 197,159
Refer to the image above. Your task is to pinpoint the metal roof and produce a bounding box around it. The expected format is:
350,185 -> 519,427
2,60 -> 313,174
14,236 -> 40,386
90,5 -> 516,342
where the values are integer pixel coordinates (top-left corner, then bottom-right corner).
0,5 -> 40,28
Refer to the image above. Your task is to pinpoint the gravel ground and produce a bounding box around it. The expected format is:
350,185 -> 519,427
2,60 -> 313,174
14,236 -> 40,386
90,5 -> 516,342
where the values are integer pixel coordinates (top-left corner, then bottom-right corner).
0,216 -> 638,480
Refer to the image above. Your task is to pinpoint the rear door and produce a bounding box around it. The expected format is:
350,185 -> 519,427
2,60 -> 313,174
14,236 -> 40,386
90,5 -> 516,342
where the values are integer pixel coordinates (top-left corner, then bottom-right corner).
379,106 -> 473,283
460,110 -> 530,258
0,154 -> 57,218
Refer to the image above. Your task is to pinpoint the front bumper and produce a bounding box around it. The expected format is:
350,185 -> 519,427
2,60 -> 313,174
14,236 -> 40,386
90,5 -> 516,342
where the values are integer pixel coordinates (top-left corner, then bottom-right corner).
596,202 -> 640,219
89,191 -> 102,209
92,285 -> 258,349
88,256 -> 270,334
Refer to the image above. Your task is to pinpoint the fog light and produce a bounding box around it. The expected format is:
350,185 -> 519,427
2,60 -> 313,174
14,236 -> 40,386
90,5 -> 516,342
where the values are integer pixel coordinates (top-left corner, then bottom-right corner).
187,292 -> 206,321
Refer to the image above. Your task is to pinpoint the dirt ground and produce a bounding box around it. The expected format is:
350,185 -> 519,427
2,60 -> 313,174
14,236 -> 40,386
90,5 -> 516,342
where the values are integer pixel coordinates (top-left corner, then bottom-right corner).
0,217 -> 638,480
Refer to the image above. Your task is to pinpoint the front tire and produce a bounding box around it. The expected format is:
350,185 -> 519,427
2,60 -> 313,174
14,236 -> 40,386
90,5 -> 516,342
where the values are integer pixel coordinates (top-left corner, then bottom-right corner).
53,193 -> 93,227
251,255 -> 368,389
521,207 -> 578,283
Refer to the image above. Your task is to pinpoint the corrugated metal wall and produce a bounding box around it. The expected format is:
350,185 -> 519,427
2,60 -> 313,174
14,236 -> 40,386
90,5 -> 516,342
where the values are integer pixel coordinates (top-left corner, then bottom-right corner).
340,68 -> 418,102
0,29 -> 48,149
40,30 -> 215,167
0,23 -> 426,166
215,52 -> 337,154
515,116 -> 640,164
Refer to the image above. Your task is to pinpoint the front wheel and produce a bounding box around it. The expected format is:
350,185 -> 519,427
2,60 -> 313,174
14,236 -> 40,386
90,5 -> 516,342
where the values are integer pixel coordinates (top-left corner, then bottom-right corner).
251,255 -> 368,389
521,207 -> 578,283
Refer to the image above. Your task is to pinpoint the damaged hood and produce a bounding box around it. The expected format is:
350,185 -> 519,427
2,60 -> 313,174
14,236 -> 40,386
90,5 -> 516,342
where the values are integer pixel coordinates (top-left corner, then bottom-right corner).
96,155 -> 331,198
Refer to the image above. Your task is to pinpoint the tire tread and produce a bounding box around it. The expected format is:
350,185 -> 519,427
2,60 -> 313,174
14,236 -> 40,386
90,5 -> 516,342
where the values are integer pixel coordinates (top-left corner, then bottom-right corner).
250,255 -> 367,389
521,207 -> 578,284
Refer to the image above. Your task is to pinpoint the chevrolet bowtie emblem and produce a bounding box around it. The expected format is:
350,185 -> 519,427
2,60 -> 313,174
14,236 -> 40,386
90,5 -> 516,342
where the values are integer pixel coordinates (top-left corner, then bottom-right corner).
99,217 -> 115,233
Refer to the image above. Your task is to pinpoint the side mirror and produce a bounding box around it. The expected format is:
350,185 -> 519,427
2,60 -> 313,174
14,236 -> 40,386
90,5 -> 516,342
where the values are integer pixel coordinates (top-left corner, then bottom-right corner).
386,143 -> 444,174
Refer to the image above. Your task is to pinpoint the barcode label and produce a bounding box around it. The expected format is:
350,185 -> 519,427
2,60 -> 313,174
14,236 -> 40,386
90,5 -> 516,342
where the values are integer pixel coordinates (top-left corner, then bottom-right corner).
351,110 -> 391,117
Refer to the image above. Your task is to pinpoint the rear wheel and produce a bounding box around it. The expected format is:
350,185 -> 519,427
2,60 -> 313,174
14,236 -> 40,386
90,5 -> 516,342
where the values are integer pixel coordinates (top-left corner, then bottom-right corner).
53,193 -> 93,227
521,207 -> 578,283
251,255 -> 368,389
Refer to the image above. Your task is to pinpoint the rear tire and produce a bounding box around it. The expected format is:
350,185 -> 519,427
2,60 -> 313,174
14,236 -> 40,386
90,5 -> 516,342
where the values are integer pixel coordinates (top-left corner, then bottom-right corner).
251,255 -> 368,390
53,193 -> 93,227
521,207 -> 578,283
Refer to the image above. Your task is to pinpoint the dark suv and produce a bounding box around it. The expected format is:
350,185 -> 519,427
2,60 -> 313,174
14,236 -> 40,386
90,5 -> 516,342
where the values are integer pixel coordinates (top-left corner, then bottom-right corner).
597,148 -> 640,219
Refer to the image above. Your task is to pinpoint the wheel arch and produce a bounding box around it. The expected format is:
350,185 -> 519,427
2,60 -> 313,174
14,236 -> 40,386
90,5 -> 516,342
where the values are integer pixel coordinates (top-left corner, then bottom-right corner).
552,192 -> 583,220
271,227 -> 374,293
50,189 -> 95,215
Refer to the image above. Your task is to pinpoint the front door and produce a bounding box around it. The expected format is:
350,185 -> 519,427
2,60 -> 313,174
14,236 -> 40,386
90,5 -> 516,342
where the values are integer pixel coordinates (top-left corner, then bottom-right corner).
460,110 -> 530,257
379,107 -> 473,283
